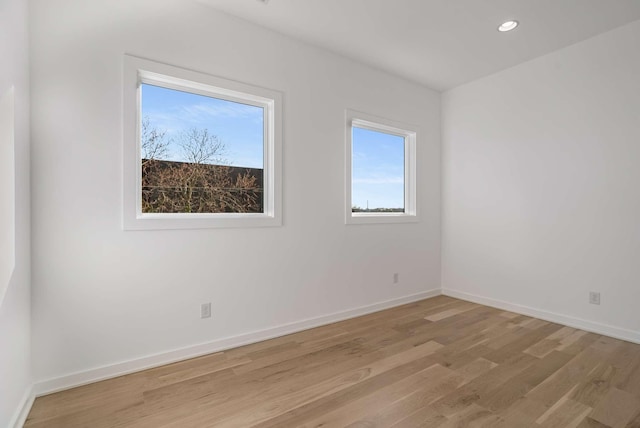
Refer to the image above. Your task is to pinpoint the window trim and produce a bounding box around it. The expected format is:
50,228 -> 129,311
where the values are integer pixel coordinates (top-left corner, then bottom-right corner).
123,55 -> 282,230
345,109 -> 418,225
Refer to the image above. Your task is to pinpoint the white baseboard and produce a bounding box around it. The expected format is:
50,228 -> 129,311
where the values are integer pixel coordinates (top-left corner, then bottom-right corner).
34,289 -> 441,397
442,288 -> 640,345
26,286 -> 640,412
9,385 -> 34,428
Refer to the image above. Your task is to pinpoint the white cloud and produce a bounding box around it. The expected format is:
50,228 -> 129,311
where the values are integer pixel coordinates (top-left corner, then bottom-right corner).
181,102 -> 262,121
144,101 -> 262,133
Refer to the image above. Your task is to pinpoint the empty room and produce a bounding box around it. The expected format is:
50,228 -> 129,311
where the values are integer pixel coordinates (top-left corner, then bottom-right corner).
2,0 -> 640,426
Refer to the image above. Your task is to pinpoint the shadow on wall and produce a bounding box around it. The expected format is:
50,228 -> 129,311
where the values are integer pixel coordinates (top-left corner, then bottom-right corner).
0,86 -> 16,306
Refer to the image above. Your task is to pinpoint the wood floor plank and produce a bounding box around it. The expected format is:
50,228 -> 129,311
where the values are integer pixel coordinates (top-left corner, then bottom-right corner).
389,406 -> 447,428
477,350 -> 573,413
589,388 -> 640,428
25,296 -> 640,427
430,352 -> 538,417
577,417 -> 612,428
297,364 -> 458,428
537,398 -> 591,428
525,347 -> 605,408
250,355 -> 442,428
442,404 -> 500,428
202,341 -> 445,428
424,302 -> 479,322
497,396 -> 548,425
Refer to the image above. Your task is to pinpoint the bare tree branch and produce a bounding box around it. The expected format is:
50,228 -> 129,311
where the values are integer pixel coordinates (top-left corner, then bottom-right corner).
141,116 -> 170,163
178,128 -> 226,165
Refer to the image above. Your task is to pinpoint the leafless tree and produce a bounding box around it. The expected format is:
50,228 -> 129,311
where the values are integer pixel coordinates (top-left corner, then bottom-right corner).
178,128 -> 226,165
141,117 -> 170,164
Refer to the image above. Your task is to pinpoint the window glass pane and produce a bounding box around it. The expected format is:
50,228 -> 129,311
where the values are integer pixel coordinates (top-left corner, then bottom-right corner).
140,83 -> 264,214
352,126 -> 405,213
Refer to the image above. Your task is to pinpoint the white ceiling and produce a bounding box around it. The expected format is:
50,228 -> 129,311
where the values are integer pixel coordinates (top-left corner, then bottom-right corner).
197,0 -> 640,91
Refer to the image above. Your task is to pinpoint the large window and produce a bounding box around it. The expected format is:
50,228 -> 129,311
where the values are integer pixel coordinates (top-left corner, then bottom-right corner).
123,56 -> 282,230
345,110 -> 417,224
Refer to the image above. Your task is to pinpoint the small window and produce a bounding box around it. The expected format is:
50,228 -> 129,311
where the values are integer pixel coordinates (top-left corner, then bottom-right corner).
123,56 -> 282,230
345,110 -> 417,224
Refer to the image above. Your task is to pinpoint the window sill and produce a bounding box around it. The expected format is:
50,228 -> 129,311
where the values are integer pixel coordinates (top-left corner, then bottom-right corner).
123,213 -> 281,231
345,213 -> 419,225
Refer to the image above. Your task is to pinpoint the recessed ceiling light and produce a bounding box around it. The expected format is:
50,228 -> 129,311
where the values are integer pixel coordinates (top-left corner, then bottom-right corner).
498,20 -> 519,32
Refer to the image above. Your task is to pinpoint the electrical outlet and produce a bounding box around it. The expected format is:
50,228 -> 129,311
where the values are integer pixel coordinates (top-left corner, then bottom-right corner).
201,302 -> 212,318
393,273 -> 399,284
589,292 -> 601,305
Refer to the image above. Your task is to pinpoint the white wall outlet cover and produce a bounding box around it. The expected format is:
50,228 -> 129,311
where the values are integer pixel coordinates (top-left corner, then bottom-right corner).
201,303 -> 212,318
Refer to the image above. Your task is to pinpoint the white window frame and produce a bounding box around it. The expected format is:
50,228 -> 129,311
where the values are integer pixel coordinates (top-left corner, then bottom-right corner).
123,55 -> 282,230
345,109 -> 418,225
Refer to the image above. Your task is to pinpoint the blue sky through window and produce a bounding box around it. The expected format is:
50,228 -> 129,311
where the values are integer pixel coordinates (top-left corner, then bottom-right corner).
142,84 -> 405,210
141,83 -> 264,169
352,127 -> 405,210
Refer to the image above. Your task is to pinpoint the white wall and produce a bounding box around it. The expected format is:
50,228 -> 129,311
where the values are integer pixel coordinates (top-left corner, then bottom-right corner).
0,0 -> 31,425
30,0 -> 441,386
442,20 -> 640,340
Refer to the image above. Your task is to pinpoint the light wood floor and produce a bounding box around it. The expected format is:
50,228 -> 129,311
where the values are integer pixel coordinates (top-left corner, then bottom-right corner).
26,296 -> 640,427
